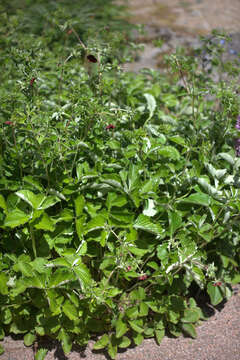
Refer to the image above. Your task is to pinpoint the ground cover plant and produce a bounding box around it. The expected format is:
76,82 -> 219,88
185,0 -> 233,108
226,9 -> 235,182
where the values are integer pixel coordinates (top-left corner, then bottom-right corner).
0,1 -> 240,359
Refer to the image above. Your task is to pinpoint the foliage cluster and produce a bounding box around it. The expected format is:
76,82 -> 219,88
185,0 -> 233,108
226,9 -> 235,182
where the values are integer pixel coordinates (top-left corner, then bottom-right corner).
0,1 -> 240,359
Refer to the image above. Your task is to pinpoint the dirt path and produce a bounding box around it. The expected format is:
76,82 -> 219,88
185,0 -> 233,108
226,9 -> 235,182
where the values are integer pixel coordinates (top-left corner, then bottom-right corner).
123,0 -> 240,71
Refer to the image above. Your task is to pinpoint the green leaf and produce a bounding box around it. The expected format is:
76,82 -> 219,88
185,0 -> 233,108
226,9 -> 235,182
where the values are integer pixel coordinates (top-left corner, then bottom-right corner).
84,215 -> 105,233
231,274 -> 240,284
34,212 -> 55,232
4,209 -> 30,228
155,329 -> 165,345
179,192 -> 211,206
118,336 -> 131,348
116,319 -> 128,338
58,328 -> 72,354
62,299 -> 78,321
15,190 -> 45,210
0,344 -> 4,355
181,323 -> 197,338
134,214 -> 162,236
168,211 -> 182,237
0,194 -> 7,214
74,262 -> 92,288
23,176 -> 43,192
182,309 -> 200,323
0,273 -> 8,295
157,146 -> 180,161
133,332 -> 144,346
35,348 -> 48,360
1,308 -> 12,324
38,196 -> 61,210
207,282 -> 224,306
144,93 -> 156,123
75,216 -> 85,240
197,178 -> 222,198
126,306 -> 138,319
93,334 -> 109,350
108,341 -> 117,360
143,199 -> 157,217
139,302 -> 148,316
24,332 -> 36,346
128,320 -> 144,333
217,152 -> 234,165
107,193 -> 127,210
0,328 -> 5,340
74,195 -> 85,217
205,163 -> 227,180
49,269 -> 75,288
169,135 -> 187,147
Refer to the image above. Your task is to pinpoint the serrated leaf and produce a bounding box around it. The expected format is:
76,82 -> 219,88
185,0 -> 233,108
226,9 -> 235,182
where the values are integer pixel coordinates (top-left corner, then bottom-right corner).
62,299 -> 78,321
197,178 -> 222,197
133,332 -> 144,346
34,212 -> 55,232
217,152 -> 234,165
231,274 -> 240,284
0,194 -> 7,214
35,348 -> 48,360
74,262 -> 92,288
134,214 -> 162,235
49,269 -> 75,288
143,199 -> 157,217
169,135 -> 187,147
74,195 -> 85,217
139,302 -> 148,316
126,306 -> 138,319
144,93 -> 156,123
108,341 -> 117,360
4,209 -> 30,228
107,193 -> 127,210
118,336 -> 131,348
207,282 -> 224,306
38,196 -> 61,210
0,273 -> 8,295
128,320 -> 144,333
205,163 -> 227,180
168,211 -> 182,237
157,146 -> 180,161
58,328 -> 72,354
84,215 -> 105,233
0,328 -> 5,340
23,176 -> 43,191
155,329 -> 165,345
24,332 -> 36,346
116,319 -> 128,338
93,334 -> 109,350
182,309 -> 200,323
179,192 -> 210,206
15,190 -> 45,209
181,323 -> 197,338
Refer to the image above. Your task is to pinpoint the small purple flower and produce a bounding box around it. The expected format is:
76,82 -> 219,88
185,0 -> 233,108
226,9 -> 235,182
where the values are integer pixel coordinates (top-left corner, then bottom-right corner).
229,49 -> 237,55
235,138 -> 240,157
219,39 -> 225,45
235,115 -> 240,130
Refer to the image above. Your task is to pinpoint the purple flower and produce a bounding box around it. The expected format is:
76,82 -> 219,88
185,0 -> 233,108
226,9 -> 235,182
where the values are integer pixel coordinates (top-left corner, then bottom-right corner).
219,39 -> 225,45
229,49 -> 237,55
235,138 -> 240,157
235,116 -> 240,130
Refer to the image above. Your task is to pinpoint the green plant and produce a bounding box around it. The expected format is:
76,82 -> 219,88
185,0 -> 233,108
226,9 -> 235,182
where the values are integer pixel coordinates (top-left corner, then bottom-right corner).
0,2 -> 240,358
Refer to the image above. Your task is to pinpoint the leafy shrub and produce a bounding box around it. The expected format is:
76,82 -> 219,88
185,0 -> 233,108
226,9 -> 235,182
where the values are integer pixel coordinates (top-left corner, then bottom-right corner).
0,2 -> 240,358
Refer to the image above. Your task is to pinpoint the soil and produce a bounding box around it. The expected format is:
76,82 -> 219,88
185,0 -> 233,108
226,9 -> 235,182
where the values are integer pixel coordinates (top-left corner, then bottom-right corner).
1,286 -> 240,360
123,0 -> 240,72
